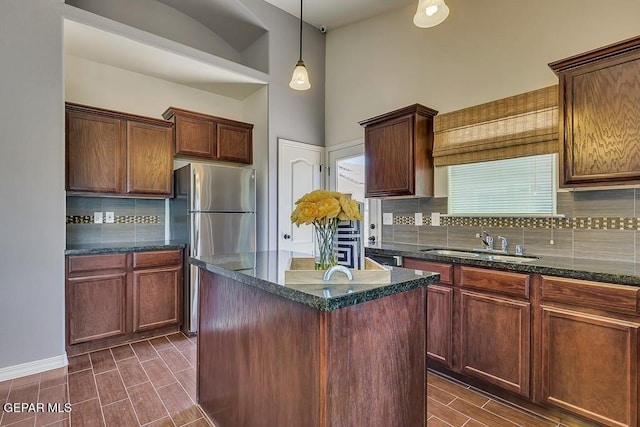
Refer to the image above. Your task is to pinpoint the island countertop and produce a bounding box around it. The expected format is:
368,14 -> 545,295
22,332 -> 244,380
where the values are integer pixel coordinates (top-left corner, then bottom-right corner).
190,250 -> 439,311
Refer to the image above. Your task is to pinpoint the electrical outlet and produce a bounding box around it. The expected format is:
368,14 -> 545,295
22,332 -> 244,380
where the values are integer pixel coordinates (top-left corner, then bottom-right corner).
93,212 -> 103,224
105,212 -> 115,224
415,213 -> 423,226
382,212 -> 393,225
431,212 -> 441,226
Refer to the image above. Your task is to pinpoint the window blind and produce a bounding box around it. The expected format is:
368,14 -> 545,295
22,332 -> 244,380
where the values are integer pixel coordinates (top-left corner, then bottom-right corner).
448,154 -> 555,215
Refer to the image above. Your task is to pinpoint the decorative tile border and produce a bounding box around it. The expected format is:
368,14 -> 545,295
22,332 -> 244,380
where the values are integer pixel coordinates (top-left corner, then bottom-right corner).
66,215 -> 161,224
393,215 -> 640,230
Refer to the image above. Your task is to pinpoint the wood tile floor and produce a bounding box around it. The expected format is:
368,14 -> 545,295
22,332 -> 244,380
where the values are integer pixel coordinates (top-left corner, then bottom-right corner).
1,334 -> 586,426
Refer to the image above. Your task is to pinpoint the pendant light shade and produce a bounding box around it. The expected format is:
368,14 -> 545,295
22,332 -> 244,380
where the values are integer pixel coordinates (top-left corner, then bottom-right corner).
413,0 -> 449,28
290,0 -> 311,90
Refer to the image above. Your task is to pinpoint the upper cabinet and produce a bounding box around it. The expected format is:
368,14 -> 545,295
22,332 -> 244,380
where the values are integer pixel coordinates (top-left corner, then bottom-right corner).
359,104 -> 437,198
550,36 -> 640,187
163,107 -> 253,165
66,103 -> 173,197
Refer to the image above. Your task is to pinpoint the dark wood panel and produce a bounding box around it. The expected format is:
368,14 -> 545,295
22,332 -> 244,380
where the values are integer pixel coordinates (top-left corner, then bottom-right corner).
198,271 -> 321,427
540,306 -> 639,426
458,266 -> 530,299
541,276 -> 640,315
324,287 -> 426,426
66,111 -> 124,193
132,267 -> 181,332
126,121 -> 173,196
133,250 -> 182,269
174,114 -> 215,158
67,253 -> 128,274
364,114 -> 414,197
67,273 -> 128,345
216,122 -> 253,164
550,36 -> 640,187
458,290 -> 531,397
427,285 -> 453,368
403,258 -> 453,284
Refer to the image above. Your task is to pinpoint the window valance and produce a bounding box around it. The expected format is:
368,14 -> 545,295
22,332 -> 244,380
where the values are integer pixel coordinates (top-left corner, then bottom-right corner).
433,85 -> 558,166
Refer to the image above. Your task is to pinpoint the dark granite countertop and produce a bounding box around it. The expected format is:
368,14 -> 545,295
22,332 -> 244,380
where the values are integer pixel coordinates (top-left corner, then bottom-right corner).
190,250 -> 439,312
366,242 -> 640,287
65,241 -> 186,255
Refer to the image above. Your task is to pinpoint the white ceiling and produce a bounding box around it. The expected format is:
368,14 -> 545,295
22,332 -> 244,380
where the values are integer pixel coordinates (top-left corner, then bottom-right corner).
263,0 -> 413,30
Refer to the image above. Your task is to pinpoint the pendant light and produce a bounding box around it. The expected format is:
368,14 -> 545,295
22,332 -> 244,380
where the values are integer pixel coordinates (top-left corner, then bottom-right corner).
289,0 -> 311,90
413,0 -> 449,28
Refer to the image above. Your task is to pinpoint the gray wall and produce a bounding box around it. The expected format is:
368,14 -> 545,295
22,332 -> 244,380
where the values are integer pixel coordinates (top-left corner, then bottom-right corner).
238,0 -> 326,249
0,0 -> 325,369
0,0 -> 65,368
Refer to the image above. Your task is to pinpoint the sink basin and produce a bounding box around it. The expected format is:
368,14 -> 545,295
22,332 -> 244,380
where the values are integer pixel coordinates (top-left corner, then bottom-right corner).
480,254 -> 539,263
421,248 -> 538,263
421,249 -> 480,258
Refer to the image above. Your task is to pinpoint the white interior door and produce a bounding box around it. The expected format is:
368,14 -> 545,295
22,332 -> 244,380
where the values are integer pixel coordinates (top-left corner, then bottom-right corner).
278,138 -> 323,254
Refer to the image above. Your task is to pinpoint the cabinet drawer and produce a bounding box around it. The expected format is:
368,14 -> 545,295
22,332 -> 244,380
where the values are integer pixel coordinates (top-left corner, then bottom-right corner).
403,258 -> 453,284
541,276 -> 640,314
67,253 -> 128,274
133,250 -> 182,268
458,266 -> 530,298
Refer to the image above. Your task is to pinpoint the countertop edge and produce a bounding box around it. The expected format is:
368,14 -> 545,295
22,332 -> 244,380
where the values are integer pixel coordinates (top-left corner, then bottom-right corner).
366,246 -> 640,287
190,256 -> 439,312
65,243 -> 186,256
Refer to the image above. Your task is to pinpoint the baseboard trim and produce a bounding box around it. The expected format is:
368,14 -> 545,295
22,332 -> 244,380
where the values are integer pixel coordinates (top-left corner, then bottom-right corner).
0,354 -> 68,382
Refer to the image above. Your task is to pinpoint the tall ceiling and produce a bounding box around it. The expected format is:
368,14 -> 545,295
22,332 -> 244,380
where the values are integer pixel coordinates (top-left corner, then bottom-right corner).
263,0 -> 413,30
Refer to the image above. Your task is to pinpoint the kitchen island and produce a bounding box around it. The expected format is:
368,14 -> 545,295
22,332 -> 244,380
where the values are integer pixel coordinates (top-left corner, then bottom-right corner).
190,250 -> 439,427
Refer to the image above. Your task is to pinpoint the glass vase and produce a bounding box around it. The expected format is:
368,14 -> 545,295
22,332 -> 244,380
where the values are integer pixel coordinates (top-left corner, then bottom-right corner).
313,219 -> 338,270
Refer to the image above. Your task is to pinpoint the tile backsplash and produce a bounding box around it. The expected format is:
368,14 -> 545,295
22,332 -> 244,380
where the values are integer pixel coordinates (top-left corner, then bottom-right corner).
66,196 -> 165,245
381,189 -> 640,262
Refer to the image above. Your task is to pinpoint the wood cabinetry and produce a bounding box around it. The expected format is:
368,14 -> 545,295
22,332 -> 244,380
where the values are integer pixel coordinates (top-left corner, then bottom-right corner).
403,258 -> 454,368
65,250 -> 182,355
162,107 -> 253,165
537,276 -> 640,426
66,103 -> 173,197
359,104 -> 437,197
549,36 -> 640,187
457,267 -> 531,397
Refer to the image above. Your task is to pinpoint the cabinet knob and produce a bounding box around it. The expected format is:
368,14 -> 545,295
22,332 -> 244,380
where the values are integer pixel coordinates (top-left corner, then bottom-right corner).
283,234 -> 291,240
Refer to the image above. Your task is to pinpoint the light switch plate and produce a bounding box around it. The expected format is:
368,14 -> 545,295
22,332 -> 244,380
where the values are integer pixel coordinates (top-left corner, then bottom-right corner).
105,212 -> 115,224
415,213 -> 423,226
383,212 -> 393,225
431,212 -> 441,226
94,212 -> 103,224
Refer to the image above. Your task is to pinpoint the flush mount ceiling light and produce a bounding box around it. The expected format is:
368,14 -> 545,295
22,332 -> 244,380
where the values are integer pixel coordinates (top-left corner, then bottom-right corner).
289,0 -> 311,91
413,0 -> 450,28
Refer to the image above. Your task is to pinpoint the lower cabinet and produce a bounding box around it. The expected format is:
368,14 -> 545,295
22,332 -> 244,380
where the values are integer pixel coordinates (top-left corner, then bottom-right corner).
66,250 -> 182,353
458,290 -> 531,397
538,275 -> 640,427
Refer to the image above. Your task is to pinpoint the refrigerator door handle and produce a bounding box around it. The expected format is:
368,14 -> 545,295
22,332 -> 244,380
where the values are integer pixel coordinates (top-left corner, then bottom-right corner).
193,168 -> 200,212
192,215 -> 199,257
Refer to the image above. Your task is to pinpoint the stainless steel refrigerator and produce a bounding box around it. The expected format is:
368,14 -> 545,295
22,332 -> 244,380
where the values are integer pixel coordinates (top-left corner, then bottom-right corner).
170,163 -> 256,335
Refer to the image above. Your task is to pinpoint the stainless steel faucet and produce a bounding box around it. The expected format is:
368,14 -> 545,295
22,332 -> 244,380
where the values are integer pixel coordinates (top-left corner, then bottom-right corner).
481,231 -> 493,250
497,236 -> 508,253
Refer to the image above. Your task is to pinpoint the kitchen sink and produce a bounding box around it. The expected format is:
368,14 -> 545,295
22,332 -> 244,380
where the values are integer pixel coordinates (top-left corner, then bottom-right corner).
421,249 -> 480,258
421,248 -> 539,263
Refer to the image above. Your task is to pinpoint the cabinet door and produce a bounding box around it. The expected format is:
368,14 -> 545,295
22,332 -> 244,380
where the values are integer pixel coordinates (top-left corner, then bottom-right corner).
67,272 -> 128,345
66,111 -> 124,193
217,122 -> 253,164
540,306 -> 639,426
132,266 -> 181,332
458,290 -> 531,397
126,121 -> 173,196
427,285 -> 453,368
174,114 -> 215,158
560,51 -> 640,186
364,114 -> 414,197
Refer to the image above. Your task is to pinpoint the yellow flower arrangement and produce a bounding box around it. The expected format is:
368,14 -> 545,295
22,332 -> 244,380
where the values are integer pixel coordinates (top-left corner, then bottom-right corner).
290,190 -> 362,269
